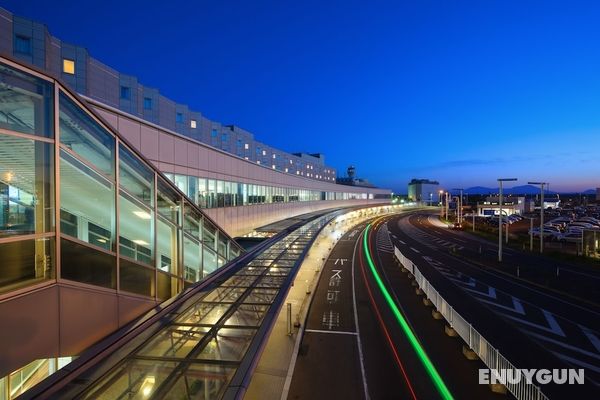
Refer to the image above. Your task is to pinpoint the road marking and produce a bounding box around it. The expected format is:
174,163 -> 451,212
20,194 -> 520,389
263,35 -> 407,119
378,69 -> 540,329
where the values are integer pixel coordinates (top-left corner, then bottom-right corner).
410,247 -> 420,253
305,329 -> 358,336
351,228 -> 370,400
500,309 -> 565,337
581,326 -> 600,353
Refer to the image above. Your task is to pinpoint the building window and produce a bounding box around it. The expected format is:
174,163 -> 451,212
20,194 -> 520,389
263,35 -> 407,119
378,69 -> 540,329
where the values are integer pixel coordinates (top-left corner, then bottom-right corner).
143,97 -> 152,110
62,59 -> 75,75
190,119 -> 197,129
15,35 -> 32,55
222,133 -> 228,142
176,112 -> 183,123
211,129 -> 218,137
244,143 -> 249,150
262,150 -> 266,156
120,86 -> 131,100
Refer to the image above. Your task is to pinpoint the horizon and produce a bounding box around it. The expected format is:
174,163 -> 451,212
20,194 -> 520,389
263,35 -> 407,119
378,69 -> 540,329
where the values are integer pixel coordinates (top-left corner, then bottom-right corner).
4,0 -> 600,193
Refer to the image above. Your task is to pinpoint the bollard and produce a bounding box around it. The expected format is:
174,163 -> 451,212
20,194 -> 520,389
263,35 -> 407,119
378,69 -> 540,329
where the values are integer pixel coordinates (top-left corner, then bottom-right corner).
287,303 -> 293,335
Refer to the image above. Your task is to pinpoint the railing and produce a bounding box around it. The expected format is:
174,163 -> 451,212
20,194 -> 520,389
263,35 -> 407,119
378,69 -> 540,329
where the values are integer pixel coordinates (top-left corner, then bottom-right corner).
393,245 -> 550,400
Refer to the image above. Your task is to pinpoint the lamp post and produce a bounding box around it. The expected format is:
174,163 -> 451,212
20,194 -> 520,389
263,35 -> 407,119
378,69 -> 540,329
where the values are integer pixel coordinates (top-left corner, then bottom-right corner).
453,188 -> 464,224
445,192 -> 449,221
528,181 -> 548,253
498,178 -> 517,262
439,190 -> 443,205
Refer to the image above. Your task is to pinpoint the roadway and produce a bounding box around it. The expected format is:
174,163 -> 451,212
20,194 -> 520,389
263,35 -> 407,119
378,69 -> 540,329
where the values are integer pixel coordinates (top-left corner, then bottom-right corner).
388,210 -> 600,392
288,215 -> 498,399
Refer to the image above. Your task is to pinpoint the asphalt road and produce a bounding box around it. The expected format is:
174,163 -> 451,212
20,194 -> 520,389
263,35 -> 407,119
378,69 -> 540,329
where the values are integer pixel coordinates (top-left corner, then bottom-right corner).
388,210 -> 600,392
288,216 -> 498,400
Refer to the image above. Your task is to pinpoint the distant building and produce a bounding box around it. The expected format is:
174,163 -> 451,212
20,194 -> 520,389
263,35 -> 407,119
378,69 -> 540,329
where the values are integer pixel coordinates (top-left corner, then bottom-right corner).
337,166 -> 377,188
407,179 -> 439,205
596,188 -> 600,201
477,196 -> 527,216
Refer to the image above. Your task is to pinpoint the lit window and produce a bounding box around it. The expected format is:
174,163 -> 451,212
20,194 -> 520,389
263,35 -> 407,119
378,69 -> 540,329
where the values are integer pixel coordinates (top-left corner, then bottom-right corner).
289,159 -> 293,164
143,97 -> 152,110
120,86 -> 131,100
306,165 -> 310,169
296,171 -> 300,175
190,119 -> 197,128
244,156 -> 248,160
285,168 -> 288,173
262,150 -> 266,156
244,143 -> 249,149
272,165 -> 276,169
63,59 -> 75,75
15,35 -> 32,54
257,160 -> 261,165
272,154 -> 276,159
176,112 -> 183,123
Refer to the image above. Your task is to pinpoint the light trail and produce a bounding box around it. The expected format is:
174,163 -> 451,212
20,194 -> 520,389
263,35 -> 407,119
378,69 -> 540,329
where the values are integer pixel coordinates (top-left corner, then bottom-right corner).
364,223 -> 454,400
357,232 -> 418,400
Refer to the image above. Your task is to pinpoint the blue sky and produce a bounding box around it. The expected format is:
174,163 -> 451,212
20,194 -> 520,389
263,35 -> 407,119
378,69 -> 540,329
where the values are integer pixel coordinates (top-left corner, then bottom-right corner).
5,0 -> 600,193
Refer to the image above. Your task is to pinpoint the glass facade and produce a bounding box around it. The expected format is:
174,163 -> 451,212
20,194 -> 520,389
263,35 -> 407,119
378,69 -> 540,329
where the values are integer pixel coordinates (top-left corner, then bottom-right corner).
0,60 -> 243,299
164,172 -> 372,210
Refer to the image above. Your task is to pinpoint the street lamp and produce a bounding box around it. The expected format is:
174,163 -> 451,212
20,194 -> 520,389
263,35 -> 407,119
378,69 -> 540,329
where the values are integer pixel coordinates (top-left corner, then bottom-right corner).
438,190 -> 444,205
452,188 -> 464,224
528,181 -> 548,253
498,178 -> 517,262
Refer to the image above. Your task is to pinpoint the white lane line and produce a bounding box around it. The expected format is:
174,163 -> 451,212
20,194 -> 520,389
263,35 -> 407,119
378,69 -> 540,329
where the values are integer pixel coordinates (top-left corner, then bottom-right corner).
410,247 -> 420,253
352,229 -> 370,400
305,329 -> 358,336
398,240 -> 406,245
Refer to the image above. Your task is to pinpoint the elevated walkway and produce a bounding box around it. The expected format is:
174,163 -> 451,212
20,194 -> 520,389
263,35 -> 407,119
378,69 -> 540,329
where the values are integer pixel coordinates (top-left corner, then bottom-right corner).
21,210 -> 344,399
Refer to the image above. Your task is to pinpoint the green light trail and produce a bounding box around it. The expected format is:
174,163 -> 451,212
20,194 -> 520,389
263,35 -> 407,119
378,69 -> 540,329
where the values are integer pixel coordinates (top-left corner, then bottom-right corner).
363,224 -> 454,400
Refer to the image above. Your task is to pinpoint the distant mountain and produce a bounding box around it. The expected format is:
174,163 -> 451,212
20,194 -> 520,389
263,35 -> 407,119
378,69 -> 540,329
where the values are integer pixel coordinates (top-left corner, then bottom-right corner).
464,186 -> 495,195
583,189 -> 597,195
463,185 -> 557,195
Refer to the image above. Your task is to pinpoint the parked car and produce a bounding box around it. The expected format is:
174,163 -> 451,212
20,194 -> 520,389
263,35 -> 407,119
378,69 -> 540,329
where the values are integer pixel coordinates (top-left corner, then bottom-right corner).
558,232 -> 583,243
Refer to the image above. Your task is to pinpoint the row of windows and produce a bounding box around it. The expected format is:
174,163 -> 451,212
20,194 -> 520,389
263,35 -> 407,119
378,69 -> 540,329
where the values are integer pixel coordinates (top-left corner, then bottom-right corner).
12,33 -> 338,184
0,61 -> 241,299
164,173 -> 374,209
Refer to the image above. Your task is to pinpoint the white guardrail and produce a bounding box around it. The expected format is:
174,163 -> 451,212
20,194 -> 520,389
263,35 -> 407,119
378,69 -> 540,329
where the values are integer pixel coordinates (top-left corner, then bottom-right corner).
394,246 -> 550,400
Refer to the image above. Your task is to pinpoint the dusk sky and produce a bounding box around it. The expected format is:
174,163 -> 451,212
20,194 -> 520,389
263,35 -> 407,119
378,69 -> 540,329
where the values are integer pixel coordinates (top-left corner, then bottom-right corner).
5,0 -> 600,193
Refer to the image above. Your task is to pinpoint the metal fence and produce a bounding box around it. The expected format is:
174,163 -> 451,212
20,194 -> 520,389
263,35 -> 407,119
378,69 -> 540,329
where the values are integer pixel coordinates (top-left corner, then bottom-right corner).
393,245 -> 550,400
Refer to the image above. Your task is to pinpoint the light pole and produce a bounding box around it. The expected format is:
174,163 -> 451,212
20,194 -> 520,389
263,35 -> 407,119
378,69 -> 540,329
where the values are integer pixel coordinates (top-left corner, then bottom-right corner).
445,192 -> 449,221
498,178 -> 517,262
528,181 -> 548,253
439,190 -> 443,205
453,188 -> 464,224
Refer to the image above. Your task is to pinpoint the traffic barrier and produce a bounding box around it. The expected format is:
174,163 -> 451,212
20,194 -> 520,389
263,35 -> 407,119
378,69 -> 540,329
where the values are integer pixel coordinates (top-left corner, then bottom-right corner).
393,245 -> 550,400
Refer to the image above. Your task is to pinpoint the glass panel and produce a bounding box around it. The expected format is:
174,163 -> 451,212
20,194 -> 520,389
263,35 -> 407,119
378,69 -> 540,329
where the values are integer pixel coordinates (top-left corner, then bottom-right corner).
157,270 -> 176,300
156,217 -> 177,274
183,202 -> 201,239
196,327 -> 255,361
167,363 -> 235,400
119,258 -> 154,297
157,177 -> 179,224
137,325 -> 210,358
225,304 -> 269,326
61,238 -> 116,288
202,220 -> 216,251
0,237 -> 54,294
59,92 -> 115,177
217,233 -> 227,258
81,359 -> 177,400
202,247 -> 217,277
119,191 -> 152,265
176,303 -> 229,325
0,134 -> 54,237
0,62 -> 54,137
60,150 -> 115,250
197,178 -> 207,208
119,144 -> 153,207
183,235 -> 201,283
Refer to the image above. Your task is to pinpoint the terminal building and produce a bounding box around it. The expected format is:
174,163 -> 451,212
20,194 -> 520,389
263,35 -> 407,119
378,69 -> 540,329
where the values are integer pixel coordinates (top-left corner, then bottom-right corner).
0,7 -> 391,397
407,178 -> 439,205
